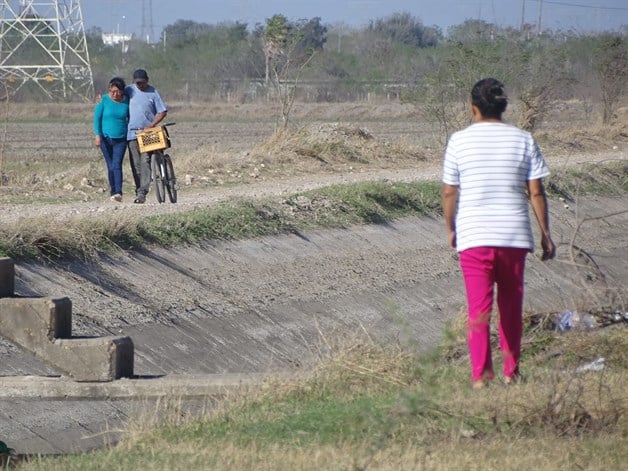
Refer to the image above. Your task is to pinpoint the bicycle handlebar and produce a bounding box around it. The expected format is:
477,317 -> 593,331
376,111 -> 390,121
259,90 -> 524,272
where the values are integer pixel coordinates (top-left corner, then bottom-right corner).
131,122 -> 176,131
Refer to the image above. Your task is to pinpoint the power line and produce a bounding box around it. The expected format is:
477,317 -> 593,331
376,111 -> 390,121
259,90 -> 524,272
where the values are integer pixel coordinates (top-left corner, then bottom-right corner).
529,0 -> 628,11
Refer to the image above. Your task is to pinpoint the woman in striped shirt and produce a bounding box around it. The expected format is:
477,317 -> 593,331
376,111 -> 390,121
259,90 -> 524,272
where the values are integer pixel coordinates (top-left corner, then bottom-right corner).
441,78 -> 555,389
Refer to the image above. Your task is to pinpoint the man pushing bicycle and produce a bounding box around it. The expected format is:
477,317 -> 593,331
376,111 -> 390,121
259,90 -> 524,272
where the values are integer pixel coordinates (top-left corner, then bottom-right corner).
126,68 -> 168,204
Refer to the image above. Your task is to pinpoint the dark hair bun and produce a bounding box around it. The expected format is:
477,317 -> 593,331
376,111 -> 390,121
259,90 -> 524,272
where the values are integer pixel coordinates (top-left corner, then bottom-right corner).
472,78 -> 508,118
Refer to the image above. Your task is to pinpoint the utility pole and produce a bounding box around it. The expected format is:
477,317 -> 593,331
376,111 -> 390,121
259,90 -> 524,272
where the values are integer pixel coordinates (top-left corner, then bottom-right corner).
520,0 -> 526,32
537,0 -> 543,35
0,0 -> 94,101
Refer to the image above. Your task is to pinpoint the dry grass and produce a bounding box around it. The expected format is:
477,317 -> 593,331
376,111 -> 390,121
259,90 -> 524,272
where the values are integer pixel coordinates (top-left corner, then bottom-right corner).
252,124 -> 428,167
1,99 -> 624,202
15,319 -> 627,470
159,122 -> 432,188
0,102 -> 92,121
0,101 -> 435,197
25,438 -> 620,471
538,122 -> 628,155
2,212 -> 140,259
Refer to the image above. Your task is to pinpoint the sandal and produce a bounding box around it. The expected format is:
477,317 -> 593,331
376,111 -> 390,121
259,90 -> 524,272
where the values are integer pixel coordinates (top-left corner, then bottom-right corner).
504,374 -> 524,385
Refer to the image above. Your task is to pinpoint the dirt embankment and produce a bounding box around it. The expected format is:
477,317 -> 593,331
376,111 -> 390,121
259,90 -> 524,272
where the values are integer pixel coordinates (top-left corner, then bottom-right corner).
4,190 -> 627,377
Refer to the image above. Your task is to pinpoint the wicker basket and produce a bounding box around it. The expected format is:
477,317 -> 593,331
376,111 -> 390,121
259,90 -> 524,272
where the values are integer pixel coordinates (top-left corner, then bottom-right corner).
137,126 -> 170,153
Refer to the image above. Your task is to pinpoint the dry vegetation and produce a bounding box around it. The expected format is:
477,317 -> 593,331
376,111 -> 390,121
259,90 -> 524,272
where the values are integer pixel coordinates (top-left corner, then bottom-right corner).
12,320 -> 627,470
1,99 -> 625,205
1,99 -> 626,470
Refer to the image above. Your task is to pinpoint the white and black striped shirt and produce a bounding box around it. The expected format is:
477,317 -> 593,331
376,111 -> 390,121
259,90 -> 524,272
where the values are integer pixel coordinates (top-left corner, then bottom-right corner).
442,122 -> 549,252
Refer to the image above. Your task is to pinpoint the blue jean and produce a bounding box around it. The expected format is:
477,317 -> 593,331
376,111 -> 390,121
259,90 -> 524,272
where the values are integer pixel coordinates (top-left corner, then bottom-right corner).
100,137 -> 126,195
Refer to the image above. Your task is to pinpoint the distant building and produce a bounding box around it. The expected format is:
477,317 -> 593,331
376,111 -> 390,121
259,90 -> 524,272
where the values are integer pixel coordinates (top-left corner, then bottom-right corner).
102,33 -> 133,53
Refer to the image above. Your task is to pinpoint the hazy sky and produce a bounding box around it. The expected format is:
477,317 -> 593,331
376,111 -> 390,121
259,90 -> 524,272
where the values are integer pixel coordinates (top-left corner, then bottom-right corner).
83,0 -> 628,41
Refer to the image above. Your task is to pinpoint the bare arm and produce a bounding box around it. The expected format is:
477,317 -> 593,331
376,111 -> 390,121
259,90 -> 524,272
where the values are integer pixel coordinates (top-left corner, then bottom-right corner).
528,178 -> 556,261
441,183 -> 459,250
93,100 -> 103,147
147,111 -> 167,129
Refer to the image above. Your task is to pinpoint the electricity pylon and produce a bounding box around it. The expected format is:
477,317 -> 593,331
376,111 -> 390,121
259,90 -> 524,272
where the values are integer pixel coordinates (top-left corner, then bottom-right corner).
141,0 -> 154,43
0,0 -> 94,101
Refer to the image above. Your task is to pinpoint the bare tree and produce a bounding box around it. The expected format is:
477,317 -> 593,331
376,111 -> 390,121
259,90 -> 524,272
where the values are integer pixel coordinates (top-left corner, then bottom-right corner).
595,35 -> 627,125
513,41 -> 572,132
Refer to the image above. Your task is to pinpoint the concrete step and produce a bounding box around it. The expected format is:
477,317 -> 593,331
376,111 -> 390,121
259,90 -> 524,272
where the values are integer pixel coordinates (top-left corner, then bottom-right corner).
0,373 -> 282,399
0,257 -> 134,381
52,336 -> 134,382
0,297 -> 72,344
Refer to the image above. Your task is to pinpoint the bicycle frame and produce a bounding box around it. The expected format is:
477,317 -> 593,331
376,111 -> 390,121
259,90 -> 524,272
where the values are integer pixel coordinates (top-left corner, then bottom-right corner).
149,149 -> 177,204
134,124 -> 177,204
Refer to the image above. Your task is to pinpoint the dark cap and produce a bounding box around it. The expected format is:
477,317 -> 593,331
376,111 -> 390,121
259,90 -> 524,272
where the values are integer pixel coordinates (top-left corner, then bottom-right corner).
133,69 -> 149,83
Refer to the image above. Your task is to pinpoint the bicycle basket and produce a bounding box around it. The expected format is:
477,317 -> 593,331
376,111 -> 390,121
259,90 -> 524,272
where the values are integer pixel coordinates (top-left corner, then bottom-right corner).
137,126 -> 170,153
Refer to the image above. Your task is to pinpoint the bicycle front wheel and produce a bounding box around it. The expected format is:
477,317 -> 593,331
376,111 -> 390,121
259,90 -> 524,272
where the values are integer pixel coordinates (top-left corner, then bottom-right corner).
151,154 -> 166,203
163,154 -> 177,203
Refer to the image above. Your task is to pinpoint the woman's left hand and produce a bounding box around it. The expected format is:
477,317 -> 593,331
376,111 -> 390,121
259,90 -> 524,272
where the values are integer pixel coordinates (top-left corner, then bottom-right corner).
541,233 -> 555,261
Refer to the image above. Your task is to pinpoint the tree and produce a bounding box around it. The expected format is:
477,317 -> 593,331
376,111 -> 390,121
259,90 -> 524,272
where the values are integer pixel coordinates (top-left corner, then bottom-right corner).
595,35 -> 627,125
369,12 -> 441,47
509,40 -> 573,132
263,14 -> 290,87
296,17 -> 327,54
162,20 -> 213,46
262,15 -> 324,128
447,19 -> 495,43
406,41 -> 505,142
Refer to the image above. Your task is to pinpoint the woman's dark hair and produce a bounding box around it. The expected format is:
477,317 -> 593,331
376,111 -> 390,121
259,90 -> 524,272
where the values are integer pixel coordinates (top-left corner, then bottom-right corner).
471,78 -> 508,119
108,76 -> 126,91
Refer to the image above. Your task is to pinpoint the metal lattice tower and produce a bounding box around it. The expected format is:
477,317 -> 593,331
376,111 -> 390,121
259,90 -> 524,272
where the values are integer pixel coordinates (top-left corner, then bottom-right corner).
140,0 -> 154,44
0,0 -> 94,101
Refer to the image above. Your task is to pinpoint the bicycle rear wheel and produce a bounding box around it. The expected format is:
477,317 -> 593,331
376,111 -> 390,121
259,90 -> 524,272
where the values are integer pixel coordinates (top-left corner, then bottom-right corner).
164,154 -> 177,203
151,154 -> 166,203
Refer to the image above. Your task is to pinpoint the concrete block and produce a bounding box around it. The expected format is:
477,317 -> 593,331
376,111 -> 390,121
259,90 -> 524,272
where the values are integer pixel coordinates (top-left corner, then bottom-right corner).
0,297 -> 72,349
0,297 -> 133,381
0,259 -> 136,382
52,336 -> 134,382
0,257 -> 14,298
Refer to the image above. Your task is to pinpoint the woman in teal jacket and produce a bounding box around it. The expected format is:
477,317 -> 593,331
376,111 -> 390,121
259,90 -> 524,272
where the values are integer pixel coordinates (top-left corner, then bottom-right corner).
93,77 -> 130,202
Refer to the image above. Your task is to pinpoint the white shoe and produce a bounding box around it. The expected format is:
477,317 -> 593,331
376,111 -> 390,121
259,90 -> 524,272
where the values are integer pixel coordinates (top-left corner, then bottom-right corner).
110,194 -> 122,202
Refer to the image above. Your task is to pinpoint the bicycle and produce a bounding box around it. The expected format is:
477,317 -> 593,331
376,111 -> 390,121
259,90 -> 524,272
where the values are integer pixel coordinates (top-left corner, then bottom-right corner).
135,123 -> 178,203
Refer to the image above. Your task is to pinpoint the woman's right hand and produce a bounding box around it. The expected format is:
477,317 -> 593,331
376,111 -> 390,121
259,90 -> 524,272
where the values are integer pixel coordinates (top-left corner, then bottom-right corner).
94,135 -> 101,147
448,229 -> 457,250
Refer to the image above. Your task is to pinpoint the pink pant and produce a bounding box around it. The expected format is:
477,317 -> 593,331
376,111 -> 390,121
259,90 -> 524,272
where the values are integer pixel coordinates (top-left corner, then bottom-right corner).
459,247 -> 528,382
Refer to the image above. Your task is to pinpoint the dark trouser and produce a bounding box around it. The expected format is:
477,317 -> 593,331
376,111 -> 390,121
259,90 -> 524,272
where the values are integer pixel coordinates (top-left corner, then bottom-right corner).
100,137 -> 126,196
127,139 -> 151,197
